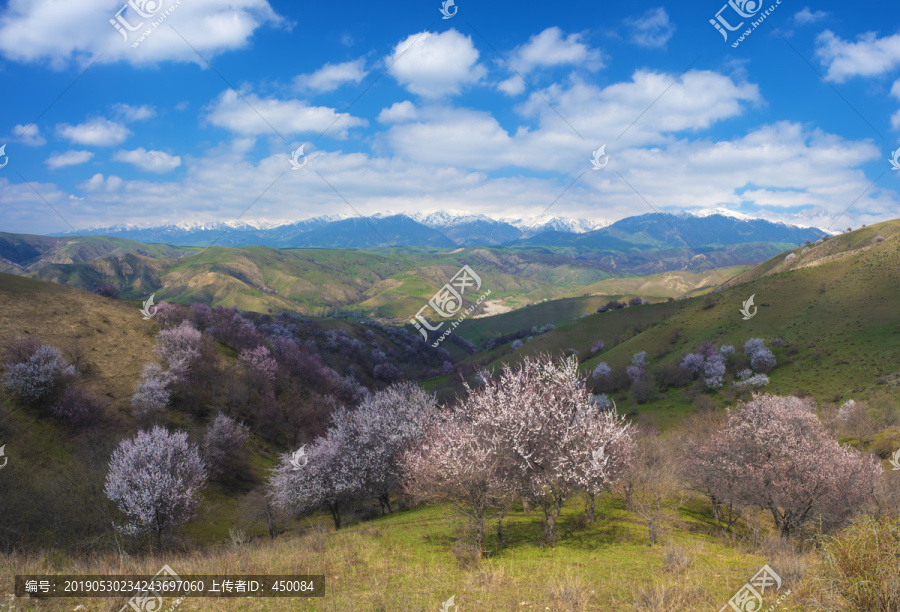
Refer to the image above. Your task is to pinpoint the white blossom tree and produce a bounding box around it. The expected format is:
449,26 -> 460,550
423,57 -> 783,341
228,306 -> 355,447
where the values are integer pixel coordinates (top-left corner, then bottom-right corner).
203,413 -> 251,479
268,411 -> 363,529
104,426 -> 207,547
460,355 -> 633,544
342,381 -> 439,514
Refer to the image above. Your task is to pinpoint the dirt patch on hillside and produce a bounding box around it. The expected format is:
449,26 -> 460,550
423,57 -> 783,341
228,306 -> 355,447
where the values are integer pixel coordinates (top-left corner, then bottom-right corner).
472,299 -> 513,318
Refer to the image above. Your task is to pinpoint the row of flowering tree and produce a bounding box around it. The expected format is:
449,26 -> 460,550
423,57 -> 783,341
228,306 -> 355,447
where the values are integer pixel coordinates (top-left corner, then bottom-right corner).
403,355 -> 634,547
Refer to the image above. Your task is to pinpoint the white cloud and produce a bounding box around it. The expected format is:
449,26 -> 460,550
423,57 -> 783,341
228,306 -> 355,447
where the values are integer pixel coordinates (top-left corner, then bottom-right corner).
381,70 -> 760,172
890,79 -> 900,130
12,123 -> 45,146
815,30 -> 900,82
626,8 -> 675,48
386,30 -> 486,98
45,150 -> 94,169
294,59 -> 368,92
2,119 -> 894,236
793,7 -> 828,25
113,148 -> 182,173
508,27 -> 601,73
80,173 -> 124,192
56,118 -> 130,146
205,89 -> 367,138
496,27 -> 602,96
377,101 -> 418,123
0,0 -> 287,68
112,103 -> 157,122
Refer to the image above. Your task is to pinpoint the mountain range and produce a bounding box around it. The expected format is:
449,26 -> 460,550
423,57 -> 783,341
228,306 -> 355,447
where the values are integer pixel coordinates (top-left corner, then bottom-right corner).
50,209 -> 825,250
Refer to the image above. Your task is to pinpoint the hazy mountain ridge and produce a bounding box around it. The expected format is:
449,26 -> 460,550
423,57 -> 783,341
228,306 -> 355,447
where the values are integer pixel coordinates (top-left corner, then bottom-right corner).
49,210 -> 825,250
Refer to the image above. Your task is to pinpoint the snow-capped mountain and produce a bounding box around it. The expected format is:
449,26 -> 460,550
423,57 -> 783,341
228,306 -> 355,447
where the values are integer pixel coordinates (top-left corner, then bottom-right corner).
49,210 -> 826,249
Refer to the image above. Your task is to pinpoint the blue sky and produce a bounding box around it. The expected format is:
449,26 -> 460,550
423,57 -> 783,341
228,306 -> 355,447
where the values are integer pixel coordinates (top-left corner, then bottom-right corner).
0,0 -> 898,235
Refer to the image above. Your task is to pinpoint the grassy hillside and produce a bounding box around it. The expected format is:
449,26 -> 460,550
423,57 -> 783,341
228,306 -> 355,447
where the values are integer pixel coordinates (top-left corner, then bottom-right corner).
0,231 -> 792,323
472,220 -> 900,426
1,495 -> 803,612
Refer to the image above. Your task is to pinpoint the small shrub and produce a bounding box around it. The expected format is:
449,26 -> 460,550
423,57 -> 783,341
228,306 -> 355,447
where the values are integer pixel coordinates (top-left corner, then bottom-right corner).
805,517 -> 900,612
631,380 -> 657,404
92,282 -> 119,299
785,252 -> 797,262
52,384 -> 105,427
451,541 -> 482,568
662,542 -> 694,574
592,362 -> 611,380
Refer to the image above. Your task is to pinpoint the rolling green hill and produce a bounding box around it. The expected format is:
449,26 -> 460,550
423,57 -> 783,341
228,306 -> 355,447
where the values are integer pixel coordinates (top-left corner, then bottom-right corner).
472,220 -> 900,426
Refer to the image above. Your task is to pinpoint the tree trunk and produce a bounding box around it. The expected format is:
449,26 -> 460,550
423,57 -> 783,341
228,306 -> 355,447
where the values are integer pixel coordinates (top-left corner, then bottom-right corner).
584,493 -> 596,522
541,499 -> 563,546
329,503 -> 342,530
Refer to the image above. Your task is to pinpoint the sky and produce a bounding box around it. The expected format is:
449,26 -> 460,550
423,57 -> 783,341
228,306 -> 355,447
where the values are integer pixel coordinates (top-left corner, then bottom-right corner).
0,0 -> 899,235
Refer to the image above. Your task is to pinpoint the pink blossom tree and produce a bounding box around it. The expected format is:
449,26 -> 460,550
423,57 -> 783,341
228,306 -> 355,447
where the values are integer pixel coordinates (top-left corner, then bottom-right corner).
104,426 -> 207,547
238,345 -> 278,391
687,394 -> 881,537
460,355 -> 633,544
403,416 -> 514,550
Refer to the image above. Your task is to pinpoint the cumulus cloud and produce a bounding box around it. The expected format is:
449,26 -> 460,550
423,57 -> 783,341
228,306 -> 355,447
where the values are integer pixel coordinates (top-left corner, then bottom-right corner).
0,0 -> 287,68
112,103 -> 157,122
113,148 -> 182,173
377,101 -> 418,123
56,118 -> 130,146
386,30 -> 486,98
498,27 -> 602,95
205,89 -> 367,138
12,124 -> 45,146
626,8 -> 675,48
294,59 -> 368,92
45,150 -> 94,169
793,7 -> 828,26
815,30 -> 900,82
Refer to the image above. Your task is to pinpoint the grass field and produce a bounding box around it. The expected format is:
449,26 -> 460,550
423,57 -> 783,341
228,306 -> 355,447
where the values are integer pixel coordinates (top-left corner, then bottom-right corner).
1,492 -> 812,612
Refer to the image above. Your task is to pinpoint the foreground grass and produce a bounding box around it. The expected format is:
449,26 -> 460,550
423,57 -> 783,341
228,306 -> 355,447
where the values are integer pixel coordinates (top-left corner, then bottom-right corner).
1,495 -> 813,612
